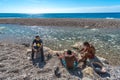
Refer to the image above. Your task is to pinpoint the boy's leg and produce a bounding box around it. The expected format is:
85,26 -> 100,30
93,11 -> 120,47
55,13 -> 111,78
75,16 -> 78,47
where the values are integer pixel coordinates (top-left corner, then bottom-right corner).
31,49 -> 35,60
40,47 -> 45,62
74,61 -> 78,68
60,59 -> 66,67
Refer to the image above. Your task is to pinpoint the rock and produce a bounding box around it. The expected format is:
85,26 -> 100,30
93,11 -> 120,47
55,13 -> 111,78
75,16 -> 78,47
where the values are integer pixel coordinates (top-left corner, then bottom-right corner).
71,42 -> 83,50
26,48 -> 32,53
0,42 -> 120,80
27,46 -> 63,56
82,67 -> 94,77
0,68 -> 7,72
84,26 -> 90,28
0,32 -> 2,34
0,63 -> 5,68
7,68 -> 19,73
82,77 -> 92,80
97,56 -> 109,65
21,43 -> 30,47
54,67 -> 61,78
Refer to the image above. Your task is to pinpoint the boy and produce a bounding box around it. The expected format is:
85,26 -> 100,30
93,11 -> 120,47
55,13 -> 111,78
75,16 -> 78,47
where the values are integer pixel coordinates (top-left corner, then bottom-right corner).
31,36 -> 44,62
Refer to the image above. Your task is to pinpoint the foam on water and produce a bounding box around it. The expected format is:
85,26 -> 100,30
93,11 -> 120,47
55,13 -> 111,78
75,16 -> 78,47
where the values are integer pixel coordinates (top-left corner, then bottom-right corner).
106,17 -> 115,19
0,26 -> 6,30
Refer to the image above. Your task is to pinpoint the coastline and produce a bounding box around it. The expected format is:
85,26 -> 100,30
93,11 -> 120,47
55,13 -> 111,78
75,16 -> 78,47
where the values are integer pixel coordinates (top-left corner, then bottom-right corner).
0,18 -> 120,66
0,18 -> 120,79
0,18 -> 120,28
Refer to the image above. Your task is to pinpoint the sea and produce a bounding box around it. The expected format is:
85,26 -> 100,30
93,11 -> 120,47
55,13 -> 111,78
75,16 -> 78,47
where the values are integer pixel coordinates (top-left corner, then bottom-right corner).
0,13 -> 120,18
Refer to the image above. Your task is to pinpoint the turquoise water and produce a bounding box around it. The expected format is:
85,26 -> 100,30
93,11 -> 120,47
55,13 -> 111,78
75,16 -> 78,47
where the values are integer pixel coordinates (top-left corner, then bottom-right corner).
0,13 -> 120,18
0,24 -> 120,54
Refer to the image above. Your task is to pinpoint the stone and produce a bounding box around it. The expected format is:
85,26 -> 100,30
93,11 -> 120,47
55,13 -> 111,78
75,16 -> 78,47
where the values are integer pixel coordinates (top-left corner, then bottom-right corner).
71,42 -> 83,50
97,56 -> 109,65
82,67 -> 94,77
21,43 -> 30,47
82,77 -> 92,80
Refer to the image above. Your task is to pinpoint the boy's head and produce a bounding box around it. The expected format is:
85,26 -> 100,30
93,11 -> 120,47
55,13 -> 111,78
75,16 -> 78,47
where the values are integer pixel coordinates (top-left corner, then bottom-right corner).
35,36 -> 40,41
67,50 -> 72,55
83,42 -> 90,47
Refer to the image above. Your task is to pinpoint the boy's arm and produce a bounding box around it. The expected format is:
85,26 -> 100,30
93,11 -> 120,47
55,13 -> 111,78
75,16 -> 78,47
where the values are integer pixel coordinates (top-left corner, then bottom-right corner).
32,40 -> 35,49
40,40 -> 43,47
56,53 -> 64,59
79,52 -> 88,62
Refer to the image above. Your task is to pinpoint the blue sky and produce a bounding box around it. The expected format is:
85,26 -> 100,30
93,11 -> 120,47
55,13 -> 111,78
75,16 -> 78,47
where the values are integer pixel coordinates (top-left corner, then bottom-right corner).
0,0 -> 120,13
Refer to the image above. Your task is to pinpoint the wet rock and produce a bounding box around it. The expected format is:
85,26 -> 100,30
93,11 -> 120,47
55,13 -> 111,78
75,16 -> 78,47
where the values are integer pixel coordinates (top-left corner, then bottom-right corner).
0,32 -> 2,34
71,42 -> 83,50
21,43 -> 30,47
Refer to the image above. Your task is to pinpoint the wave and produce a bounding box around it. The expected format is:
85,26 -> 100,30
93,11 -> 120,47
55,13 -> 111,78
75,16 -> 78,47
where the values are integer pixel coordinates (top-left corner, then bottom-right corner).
105,17 -> 115,19
0,27 -> 6,30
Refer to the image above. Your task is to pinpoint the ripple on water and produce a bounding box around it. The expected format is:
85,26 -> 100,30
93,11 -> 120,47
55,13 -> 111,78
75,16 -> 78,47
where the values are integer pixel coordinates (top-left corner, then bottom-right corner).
0,24 -> 120,53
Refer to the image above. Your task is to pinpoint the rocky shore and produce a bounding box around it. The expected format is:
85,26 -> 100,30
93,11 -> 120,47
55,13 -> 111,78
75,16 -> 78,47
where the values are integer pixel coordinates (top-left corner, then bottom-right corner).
0,42 -> 120,80
0,18 -> 120,28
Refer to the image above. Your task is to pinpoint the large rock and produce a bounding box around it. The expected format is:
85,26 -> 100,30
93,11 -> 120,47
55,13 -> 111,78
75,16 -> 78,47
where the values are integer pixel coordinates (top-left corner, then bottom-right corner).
26,47 -> 63,56
97,56 -> 109,65
82,67 -> 94,77
71,42 -> 83,50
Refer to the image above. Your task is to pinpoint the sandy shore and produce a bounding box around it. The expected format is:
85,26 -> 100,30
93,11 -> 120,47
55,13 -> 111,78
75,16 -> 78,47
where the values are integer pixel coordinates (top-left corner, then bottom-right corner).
0,18 -> 120,28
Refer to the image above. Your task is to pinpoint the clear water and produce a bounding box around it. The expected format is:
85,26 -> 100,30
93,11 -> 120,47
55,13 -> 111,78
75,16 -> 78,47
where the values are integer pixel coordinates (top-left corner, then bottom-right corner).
0,24 -> 120,54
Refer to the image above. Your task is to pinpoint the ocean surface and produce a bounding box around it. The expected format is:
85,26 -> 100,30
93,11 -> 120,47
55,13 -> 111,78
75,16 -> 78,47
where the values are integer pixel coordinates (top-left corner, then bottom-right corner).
0,13 -> 120,18
0,24 -> 120,54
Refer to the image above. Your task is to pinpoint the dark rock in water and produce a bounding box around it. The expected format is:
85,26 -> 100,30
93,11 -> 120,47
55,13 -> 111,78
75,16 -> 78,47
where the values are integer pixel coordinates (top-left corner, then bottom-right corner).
0,32 -> 4,34
21,43 -> 30,47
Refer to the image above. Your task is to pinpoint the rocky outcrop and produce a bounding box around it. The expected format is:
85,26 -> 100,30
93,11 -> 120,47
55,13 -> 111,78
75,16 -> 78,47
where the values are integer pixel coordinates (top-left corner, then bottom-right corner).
71,42 -> 83,50
0,42 -> 120,80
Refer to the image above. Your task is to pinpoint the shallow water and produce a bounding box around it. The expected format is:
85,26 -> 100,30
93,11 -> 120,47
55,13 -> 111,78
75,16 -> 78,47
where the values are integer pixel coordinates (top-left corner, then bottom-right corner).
0,24 -> 120,54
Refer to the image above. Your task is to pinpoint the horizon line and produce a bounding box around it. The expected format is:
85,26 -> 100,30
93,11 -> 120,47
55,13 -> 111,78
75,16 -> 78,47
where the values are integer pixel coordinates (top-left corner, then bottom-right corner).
0,12 -> 120,14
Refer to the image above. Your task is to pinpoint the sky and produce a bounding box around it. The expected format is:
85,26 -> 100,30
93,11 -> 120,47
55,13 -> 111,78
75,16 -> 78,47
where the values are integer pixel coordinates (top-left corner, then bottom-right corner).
0,0 -> 120,13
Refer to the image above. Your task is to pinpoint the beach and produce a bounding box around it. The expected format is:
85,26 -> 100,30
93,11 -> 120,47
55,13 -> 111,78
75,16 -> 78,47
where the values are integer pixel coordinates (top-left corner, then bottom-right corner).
0,18 -> 120,80
0,18 -> 120,28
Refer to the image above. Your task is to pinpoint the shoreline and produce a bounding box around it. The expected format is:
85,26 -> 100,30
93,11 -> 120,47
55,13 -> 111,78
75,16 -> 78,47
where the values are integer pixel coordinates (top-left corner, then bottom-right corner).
0,18 -> 120,28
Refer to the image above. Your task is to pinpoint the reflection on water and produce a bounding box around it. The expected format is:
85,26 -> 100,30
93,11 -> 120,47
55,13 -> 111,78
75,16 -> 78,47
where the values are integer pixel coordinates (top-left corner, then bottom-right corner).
0,24 -> 120,54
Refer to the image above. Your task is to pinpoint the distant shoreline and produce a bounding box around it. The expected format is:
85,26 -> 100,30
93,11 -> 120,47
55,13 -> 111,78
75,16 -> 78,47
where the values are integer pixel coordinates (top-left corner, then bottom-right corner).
0,18 -> 120,28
